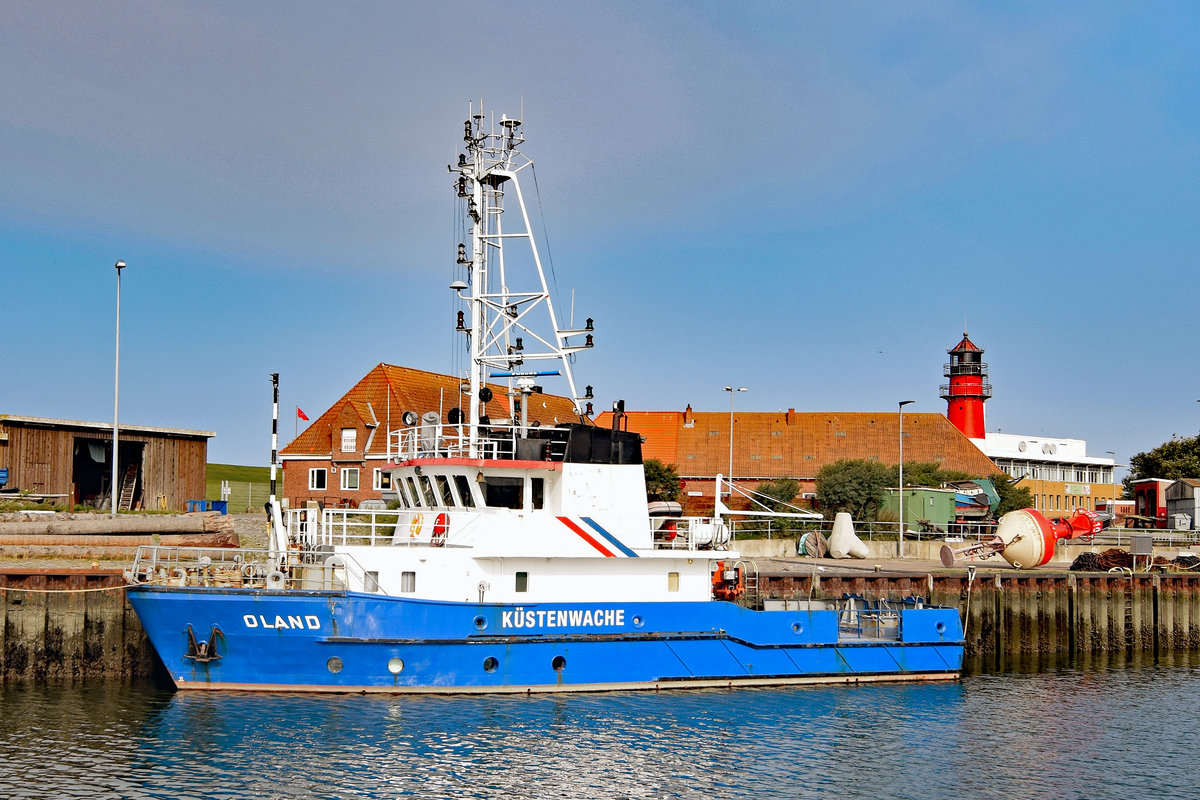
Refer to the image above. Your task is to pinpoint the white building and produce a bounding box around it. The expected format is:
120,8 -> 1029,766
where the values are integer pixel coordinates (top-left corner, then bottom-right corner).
979,433 -> 1118,515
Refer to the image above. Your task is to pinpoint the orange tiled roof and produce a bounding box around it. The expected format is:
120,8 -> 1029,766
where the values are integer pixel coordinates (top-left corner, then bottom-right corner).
948,332 -> 984,354
599,409 -> 998,478
282,363 -> 582,456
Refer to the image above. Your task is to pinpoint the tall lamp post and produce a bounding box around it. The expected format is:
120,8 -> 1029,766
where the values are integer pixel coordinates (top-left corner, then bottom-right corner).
723,386 -> 747,498
898,400 -> 914,557
111,261 -> 127,517
1106,450 -> 1117,518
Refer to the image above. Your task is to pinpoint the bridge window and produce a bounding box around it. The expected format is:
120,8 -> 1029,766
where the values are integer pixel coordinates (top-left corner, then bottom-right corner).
531,478 -> 544,510
419,476 -> 437,506
405,477 -> 421,507
483,476 -> 523,509
453,474 -> 476,508
435,475 -> 454,506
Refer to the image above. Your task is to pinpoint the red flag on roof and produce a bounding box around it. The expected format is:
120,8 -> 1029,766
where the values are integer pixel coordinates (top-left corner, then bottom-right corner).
297,407 -> 309,421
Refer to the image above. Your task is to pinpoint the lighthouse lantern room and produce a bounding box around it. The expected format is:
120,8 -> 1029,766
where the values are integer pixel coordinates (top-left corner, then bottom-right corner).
940,332 -> 991,440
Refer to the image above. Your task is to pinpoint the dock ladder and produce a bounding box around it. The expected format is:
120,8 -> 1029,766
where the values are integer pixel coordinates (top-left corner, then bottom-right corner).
118,464 -> 138,511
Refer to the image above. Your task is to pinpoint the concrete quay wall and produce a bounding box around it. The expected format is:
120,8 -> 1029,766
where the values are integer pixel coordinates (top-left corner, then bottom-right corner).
0,569 -> 157,682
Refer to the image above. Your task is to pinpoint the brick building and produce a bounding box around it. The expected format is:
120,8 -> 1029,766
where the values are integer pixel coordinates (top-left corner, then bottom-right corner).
280,364 -> 581,508
596,406 -> 1000,515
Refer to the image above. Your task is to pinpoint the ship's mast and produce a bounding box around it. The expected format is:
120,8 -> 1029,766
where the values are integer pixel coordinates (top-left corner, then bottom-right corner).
452,104 -> 594,458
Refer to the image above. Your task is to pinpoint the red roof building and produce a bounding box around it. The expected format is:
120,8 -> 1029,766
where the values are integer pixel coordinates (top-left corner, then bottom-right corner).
598,406 -> 999,515
280,363 -> 581,508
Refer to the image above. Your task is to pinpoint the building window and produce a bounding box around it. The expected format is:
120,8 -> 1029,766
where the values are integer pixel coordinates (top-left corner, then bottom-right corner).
309,468 -> 327,490
373,468 -> 391,491
341,467 -> 359,491
341,428 -> 356,452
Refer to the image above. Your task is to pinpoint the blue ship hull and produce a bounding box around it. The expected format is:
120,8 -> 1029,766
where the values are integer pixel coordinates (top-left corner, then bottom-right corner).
128,587 -> 964,693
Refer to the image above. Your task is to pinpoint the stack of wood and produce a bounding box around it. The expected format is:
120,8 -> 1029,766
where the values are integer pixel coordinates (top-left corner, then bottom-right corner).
0,512 -> 239,559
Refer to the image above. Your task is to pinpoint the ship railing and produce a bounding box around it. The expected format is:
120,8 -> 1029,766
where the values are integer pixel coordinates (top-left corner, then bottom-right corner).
126,545 -> 385,593
836,595 -> 908,641
652,516 -> 732,550
387,422 -> 572,463
285,508 -> 404,547
285,507 -> 480,549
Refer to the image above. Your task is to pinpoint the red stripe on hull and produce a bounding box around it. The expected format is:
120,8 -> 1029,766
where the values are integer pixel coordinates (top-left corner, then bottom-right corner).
557,516 -> 615,557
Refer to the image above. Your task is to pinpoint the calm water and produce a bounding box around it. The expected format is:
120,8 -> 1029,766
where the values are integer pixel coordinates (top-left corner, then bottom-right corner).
2,654 -> 1198,799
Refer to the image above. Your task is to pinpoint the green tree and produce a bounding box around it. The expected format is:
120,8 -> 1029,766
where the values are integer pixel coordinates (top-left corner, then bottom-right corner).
643,458 -> 682,501
1125,435 -> 1200,496
751,477 -> 812,536
992,472 -> 1035,516
888,461 -> 971,488
815,459 -> 892,520
753,478 -> 801,512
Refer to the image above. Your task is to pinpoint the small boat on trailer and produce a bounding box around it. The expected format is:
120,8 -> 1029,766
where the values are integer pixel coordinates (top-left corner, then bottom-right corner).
125,106 -> 964,693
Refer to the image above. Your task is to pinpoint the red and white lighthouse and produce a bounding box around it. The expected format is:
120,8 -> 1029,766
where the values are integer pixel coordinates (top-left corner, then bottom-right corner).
940,332 -> 991,440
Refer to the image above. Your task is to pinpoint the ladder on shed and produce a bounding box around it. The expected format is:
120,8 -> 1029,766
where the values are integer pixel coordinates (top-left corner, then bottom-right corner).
118,463 -> 138,511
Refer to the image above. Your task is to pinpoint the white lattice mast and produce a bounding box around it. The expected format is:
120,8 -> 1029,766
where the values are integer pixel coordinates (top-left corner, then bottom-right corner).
451,104 -> 594,457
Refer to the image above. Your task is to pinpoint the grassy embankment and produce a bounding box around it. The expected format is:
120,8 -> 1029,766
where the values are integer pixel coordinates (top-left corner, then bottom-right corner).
205,463 -> 277,513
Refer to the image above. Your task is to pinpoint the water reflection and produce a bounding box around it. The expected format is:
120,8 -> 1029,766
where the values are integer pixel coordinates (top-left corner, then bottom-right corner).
2,656 -> 1198,799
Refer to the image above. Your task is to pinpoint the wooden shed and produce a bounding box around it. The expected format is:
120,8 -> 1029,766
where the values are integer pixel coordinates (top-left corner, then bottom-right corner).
0,414 -> 214,511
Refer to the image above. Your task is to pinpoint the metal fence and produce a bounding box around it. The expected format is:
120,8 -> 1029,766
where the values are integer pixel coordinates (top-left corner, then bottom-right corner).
732,518 -> 1200,550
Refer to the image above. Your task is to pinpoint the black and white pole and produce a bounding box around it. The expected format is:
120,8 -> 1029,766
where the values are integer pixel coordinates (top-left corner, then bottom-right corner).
269,372 -> 279,508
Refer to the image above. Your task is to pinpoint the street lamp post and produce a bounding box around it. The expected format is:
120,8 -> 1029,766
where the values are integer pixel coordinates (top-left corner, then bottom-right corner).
111,261 -> 127,517
723,386 -> 747,498
898,400 -> 914,557
1106,450 -> 1117,518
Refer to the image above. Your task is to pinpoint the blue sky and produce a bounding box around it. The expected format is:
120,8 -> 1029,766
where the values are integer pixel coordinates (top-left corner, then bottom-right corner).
2,2 -> 1197,470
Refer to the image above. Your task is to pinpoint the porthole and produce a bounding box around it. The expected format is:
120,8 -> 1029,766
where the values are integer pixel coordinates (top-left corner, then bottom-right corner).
791,622 -> 804,635
551,655 -> 567,672
935,621 -> 946,634
632,615 -> 645,629
387,657 -> 405,674
483,656 -> 498,673
473,615 -> 488,631
326,656 -> 344,674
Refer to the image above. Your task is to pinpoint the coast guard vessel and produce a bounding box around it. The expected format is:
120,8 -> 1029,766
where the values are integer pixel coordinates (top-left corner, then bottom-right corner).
126,106 -> 964,693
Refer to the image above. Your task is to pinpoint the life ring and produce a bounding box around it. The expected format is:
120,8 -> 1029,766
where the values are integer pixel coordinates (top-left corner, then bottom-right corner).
409,513 -> 423,538
431,512 -> 449,547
